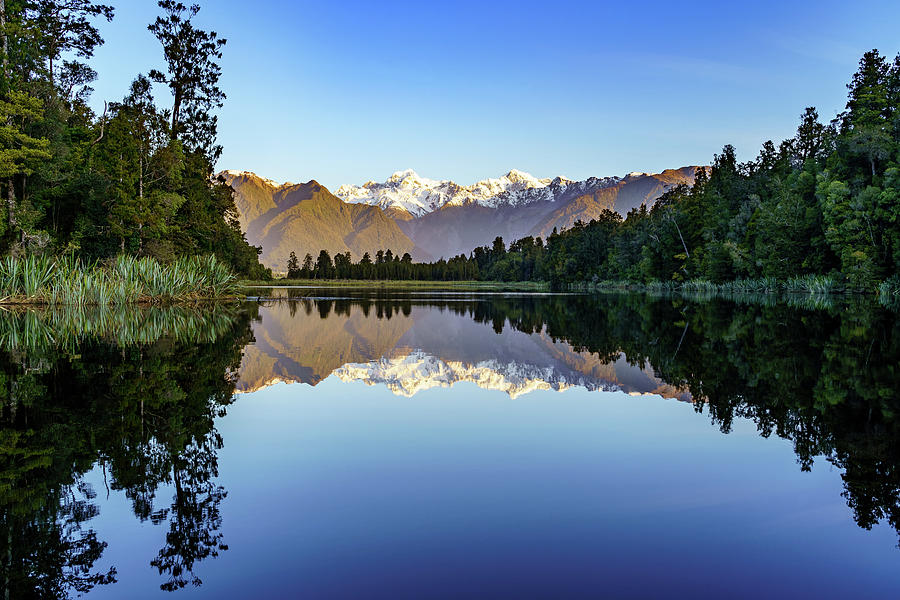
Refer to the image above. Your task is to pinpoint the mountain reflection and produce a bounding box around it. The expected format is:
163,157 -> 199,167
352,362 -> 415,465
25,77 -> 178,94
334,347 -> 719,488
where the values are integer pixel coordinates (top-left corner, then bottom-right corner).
0,293 -> 899,597
239,292 -> 688,400
242,290 -> 900,551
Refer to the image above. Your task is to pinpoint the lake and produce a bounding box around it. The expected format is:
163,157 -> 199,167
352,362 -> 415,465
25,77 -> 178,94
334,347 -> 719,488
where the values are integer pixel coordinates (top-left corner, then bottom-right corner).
3,290 -> 899,598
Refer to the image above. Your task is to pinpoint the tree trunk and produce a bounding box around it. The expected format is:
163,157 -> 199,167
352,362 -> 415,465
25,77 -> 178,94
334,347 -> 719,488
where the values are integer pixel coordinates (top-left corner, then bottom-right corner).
6,177 -> 14,236
671,215 -> 690,258
1,3 -> 10,244
0,0 -> 8,88
171,88 -> 182,141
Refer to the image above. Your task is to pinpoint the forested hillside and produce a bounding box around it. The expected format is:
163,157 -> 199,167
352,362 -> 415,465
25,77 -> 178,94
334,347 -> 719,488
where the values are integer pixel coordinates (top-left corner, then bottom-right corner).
0,1 -> 269,278
289,50 -> 900,294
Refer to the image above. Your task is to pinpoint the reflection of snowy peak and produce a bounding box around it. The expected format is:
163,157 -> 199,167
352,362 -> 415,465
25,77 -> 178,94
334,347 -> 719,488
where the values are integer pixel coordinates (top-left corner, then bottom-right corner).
237,301 -> 692,401
334,350 -> 620,399
335,169 -> 590,217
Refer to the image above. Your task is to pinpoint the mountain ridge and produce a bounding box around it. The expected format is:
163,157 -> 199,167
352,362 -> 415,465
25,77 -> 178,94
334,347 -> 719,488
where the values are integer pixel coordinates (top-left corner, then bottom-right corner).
221,171 -> 416,270
221,166 -> 702,267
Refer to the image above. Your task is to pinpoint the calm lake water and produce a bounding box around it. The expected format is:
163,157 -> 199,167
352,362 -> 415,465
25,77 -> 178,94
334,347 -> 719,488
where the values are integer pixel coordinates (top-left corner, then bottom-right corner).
3,290 -> 900,598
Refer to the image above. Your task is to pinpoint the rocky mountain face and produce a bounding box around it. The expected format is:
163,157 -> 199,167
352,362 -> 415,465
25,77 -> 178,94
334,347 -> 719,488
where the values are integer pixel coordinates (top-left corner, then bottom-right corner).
376,167 -> 700,259
221,171 -> 415,271
222,166 -> 700,268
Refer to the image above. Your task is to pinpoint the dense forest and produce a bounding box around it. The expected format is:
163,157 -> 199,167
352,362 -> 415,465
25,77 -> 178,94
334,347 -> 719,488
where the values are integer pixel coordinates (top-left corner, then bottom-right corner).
0,0 -> 269,278
290,49 -> 900,294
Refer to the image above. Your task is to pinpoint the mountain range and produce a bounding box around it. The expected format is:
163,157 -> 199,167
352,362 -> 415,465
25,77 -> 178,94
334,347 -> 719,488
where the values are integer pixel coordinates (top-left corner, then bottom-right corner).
221,166 -> 701,271
237,297 -> 691,401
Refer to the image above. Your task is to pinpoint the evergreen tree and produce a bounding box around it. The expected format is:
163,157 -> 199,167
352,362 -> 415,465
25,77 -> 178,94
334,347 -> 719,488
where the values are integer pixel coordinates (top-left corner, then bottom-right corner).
147,0 -> 226,160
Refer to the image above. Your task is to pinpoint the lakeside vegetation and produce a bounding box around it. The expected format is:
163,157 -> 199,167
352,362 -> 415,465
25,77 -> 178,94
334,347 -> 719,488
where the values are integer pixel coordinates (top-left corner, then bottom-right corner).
0,302 -> 243,349
242,278 -> 550,291
285,49 -> 900,298
0,0 -> 270,291
0,254 -> 239,304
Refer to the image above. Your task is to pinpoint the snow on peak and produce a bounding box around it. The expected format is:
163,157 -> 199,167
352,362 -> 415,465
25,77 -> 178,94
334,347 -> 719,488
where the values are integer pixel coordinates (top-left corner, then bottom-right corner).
333,350 -> 619,399
626,171 -> 648,178
219,170 -> 288,188
334,168 -> 571,217
388,168 -> 419,182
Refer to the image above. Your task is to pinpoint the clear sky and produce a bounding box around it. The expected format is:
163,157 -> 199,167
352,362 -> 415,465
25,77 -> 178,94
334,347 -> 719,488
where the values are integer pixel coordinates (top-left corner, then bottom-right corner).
86,0 -> 900,189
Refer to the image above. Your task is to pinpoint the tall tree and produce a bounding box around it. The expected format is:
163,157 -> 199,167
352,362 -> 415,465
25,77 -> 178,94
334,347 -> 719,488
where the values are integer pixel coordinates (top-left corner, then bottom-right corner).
147,1 -> 226,159
0,91 -> 51,240
34,0 -> 114,85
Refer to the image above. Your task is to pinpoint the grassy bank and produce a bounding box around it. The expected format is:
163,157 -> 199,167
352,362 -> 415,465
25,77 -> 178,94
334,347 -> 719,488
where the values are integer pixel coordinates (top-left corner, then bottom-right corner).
0,255 -> 240,305
574,275 -> 875,294
572,275 -> 900,307
240,279 -> 551,291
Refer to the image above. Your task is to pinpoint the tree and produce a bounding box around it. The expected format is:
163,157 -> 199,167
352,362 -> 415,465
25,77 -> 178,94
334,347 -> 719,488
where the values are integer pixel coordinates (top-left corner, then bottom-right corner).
794,107 -> 828,163
148,1 -> 226,159
286,251 -> 299,278
101,75 -> 182,253
34,0 -> 114,85
301,253 -> 313,278
491,236 -> 506,259
838,50 -> 897,181
315,249 -> 331,279
0,91 -> 51,240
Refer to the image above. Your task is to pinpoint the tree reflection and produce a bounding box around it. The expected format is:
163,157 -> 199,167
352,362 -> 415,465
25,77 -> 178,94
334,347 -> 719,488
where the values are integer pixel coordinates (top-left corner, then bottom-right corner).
0,305 -> 254,597
1,292 -> 900,597
276,290 -> 900,547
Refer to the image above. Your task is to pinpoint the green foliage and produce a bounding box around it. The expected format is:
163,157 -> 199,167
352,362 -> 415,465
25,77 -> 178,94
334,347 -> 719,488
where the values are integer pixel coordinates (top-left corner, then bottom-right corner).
0,0 -> 268,277
0,254 -> 239,304
0,304 -> 253,595
286,49 -> 900,294
0,90 -> 51,179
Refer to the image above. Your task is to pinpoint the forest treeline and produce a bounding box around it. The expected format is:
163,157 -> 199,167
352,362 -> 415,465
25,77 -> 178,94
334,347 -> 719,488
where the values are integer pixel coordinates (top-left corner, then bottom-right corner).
0,1 -> 269,278
289,49 -> 900,293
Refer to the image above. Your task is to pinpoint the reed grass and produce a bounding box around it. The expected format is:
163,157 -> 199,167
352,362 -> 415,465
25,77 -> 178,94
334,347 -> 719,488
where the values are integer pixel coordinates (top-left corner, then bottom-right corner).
576,274 -> 887,310
0,304 -> 242,352
877,276 -> 900,309
0,255 -> 239,305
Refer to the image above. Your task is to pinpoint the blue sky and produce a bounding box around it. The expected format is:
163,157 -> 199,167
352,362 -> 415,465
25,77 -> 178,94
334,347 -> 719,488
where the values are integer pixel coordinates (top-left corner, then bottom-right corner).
87,0 -> 900,189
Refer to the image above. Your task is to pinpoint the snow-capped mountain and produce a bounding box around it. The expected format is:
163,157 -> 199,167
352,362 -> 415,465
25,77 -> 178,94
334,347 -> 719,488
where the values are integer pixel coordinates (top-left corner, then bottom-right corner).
334,168 -> 616,217
220,169 -> 287,190
220,166 -> 701,267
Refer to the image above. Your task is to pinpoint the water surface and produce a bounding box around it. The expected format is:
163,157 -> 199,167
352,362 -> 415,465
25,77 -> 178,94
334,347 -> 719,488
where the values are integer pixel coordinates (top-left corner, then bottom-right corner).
2,292 -> 899,598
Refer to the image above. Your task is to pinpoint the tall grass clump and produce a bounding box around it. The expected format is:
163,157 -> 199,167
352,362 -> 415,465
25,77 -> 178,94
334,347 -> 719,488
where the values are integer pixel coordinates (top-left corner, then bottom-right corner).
0,254 -> 240,305
878,276 -> 900,309
785,274 -> 839,295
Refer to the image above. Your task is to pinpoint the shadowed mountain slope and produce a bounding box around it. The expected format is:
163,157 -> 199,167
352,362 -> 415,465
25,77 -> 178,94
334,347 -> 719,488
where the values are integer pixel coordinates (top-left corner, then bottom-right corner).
222,167 -> 700,265
222,171 -> 415,270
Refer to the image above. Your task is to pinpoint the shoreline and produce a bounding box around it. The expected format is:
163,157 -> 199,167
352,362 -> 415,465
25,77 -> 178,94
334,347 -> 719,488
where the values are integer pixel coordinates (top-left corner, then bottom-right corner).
239,279 -> 550,291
